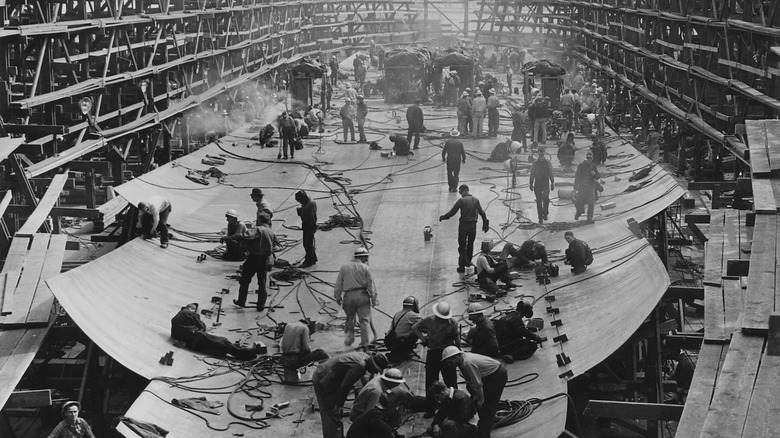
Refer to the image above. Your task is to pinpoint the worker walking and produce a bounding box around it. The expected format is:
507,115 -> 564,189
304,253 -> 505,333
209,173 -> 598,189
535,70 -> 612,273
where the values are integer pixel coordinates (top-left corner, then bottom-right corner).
441,347 -> 507,438
529,146 -> 555,223
334,247 -> 377,348
442,131 -> 466,193
137,195 -> 172,248
312,352 -> 389,438
439,185 -> 489,274
564,230 -> 592,274
233,213 -> 278,311
574,150 -> 600,223
220,209 -> 247,261
406,100 -> 425,149
411,301 -> 461,416
385,296 -> 422,361
295,190 -> 318,267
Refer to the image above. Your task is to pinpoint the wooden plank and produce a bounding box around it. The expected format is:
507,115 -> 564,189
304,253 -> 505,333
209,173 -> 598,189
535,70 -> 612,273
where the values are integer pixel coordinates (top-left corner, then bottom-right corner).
583,400 -> 683,420
0,328 -> 49,410
15,171 -> 69,237
745,120 -> 771,175
665,286 -> 705,300
743,352 -> 780,438
0,270 -> 21,316
723,279 -> 744,335
2,235 -> 49,327
742,215 -> 777,335
1,237 -> 30,275
704,284 -> 727,343
768,314 -> 780,357
0,330 -> 25,372
26,234 -> 67,326
676,343 -> 727,437
722,210 -> 740,275
752,178 -> 777,213
703,210 -> 725,286
5,389 -> 52,408
699,333 -> 765,438
765,119 -> 780,171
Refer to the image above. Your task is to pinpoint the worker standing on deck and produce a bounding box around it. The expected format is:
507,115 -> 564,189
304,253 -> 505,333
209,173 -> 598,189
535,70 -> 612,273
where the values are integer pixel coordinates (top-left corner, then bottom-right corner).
47,401 -> 95,438
529,146 -> 555,223
312,352 -> 389,438
574,150 -> 600,223
472,91 -> 487,137
295,190 -> 318,268
457,91 -> 471,135
340,98 -> 356,142
385,296 -> 422,361
442,130 -> 466,193
137,195 -> 172,248
439,185 -> 489,274
233,213 -> 277,311
406,99 -> 425,150
330,55 -> 339,86
345,83 -> 359,102
441,347 -> 507,438
278,111 -> 298,160
220,209 -> 247,261
356,95 -> 368,143
250,188 -> 274,221
564,230 -> 592,274
499,239 -> 548,269
334,247 -> 377,348
486,89 -> 500,137
411,301 -> 461,416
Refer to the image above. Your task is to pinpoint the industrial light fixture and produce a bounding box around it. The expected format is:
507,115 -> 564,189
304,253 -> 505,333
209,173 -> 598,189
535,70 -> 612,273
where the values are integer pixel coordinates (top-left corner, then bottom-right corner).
79,97 -> 93,115
140,79 -> 149,94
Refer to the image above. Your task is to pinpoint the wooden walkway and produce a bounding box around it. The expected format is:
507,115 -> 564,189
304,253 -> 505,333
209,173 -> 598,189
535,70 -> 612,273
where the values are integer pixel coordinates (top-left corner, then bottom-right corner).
677,119 -> 780,437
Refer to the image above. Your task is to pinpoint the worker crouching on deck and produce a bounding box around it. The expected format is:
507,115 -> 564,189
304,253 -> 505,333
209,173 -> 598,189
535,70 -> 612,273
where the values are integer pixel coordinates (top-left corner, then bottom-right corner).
494,300 -> 543,361
426,381 -> 478,438
384,296 -> 422,362
280,321 -> 329,373
220,209 -> 247,261
137,195 -> 172,248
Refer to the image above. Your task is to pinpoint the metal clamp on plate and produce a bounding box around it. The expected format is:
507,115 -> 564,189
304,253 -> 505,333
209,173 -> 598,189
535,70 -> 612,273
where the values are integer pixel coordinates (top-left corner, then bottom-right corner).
552,334 -> 568,344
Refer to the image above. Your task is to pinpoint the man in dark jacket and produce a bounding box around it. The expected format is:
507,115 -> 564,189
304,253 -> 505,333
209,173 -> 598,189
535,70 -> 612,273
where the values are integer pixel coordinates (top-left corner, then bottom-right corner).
427,381 -> 478,438
171,303 -> 262,360
439,185 -> 489,273
329,55 -> 339,86
340,99 -> 356,142
346,387 -> 407,438
495,300 -> 543,361
406,100 -> 424,149
442,131 -> 467,193
529,146 -> 555,223
356,95 -> 368,143
499,239 -> 548,269
295,190 -> 318,268
278,111 -> 298,160
465,303 -> 499,358
564,230 -> 591,274
389,134 -> 412,156
231,213 -> 278,311
574,150 -> 600,223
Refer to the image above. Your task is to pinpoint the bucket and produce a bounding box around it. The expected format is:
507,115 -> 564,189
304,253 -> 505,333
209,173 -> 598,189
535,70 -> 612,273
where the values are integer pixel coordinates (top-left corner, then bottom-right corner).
465,265 -> 476,276
558,186 -> 575,200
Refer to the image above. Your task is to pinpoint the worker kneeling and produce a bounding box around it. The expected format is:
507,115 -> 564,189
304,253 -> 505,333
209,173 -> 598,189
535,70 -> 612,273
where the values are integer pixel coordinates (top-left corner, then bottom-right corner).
499,239 -> 548,270
427,381 -> 478,438
171,303 -> 263,361
280,321 -> 329,381
494,301 -> 544,361
474,241 -> 516,295
385,296 -> 422,361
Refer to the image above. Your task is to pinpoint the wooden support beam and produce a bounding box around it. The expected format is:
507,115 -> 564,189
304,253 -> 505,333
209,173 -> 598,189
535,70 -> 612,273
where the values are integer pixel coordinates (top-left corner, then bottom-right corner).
2,124 -> 67,135
584,400 -> 684,421
5,389 -> 52,409
665,286 -> 705,300
687,181 -> 737,191
15,171 -> 69,237
3,205 -> 101,219
685,214 -> 711,224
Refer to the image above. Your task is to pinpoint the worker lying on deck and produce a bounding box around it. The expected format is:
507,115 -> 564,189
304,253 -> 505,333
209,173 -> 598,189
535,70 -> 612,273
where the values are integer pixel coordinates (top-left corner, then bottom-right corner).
347,386 -> 408,438
384,296 -> 422,361
494,300 -> 543,362
47,401 -> 95,438
279,321 -> 329,372
426,381 -> 478,438
170,303 -> 264,360
498,239 -> 548,269
220,209 -> 247,261
137,195 -> 172,248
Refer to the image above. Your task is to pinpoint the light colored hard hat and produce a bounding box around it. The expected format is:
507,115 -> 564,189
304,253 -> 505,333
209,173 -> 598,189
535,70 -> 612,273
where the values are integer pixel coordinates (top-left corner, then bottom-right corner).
467,303 -> 485,315
381,368 -> 405,384
354,247 -> 369,258
450,129 -> 460,137
433,301 -> 452,319
225,209 -> 238,218
441,346 -> 462,361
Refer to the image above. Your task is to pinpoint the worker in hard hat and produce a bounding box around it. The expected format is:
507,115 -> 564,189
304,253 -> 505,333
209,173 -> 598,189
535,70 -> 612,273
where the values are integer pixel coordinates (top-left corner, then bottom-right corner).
350,368 -> 415,425
494,300 -> 543,362
427,381 -> 478,438
47,401 -> 95,438
410,301 -> 461,416
385,296 -> 422,361
441,346 -> 507,438
334,247 -> 377,348
499,239 -> 549,269
220,209 -> 247,261
347,386 -> 408,438
136,195 -> 172,248
465,303 -> 500,359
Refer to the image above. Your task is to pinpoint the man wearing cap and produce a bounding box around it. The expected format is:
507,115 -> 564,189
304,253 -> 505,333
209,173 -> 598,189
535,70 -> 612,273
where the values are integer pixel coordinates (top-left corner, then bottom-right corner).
457,92 -> 471,135
564,231 -> 592,274
329,55 -> 339,86
340,99 -> 356,142
428,381 -> 478,438
280,321 -> 329,373
295,190 -> 318,268
388,134 -> 412,156
350,368 -> 409,423
345,82 -> 358,102
385,296 -> 422,360
594,87 -> 608,136
465,303 -> 499,358
250,188 -> 274,221
356,95 -> 368,143
347,386 -> 408,438
442,133 -> 466,193
472,91 -> 487,137
220,209 -> 248,260
47,401 -> 95,438
574,150 -> 600,223
499,239 -> 548,269
411,301 -> 461,416
474,241 -> 516,295
529,147 -> 555,223
441,347 -> 507,438
171,303 -> 265,360
406,100 -> 425,150
334,247 -> 377,348
495,300 -> 543,361
278,111 -> 298,160
486,89 -> 500,137
439,185 -> 489,273
136,195 -> 172,248
233,213 -> 278,311
312,352 -> 388,438
511,107 -> 528,151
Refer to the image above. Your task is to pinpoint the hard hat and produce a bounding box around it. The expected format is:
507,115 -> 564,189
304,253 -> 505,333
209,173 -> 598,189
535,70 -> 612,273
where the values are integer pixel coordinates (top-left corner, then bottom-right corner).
60,401 -> 81,417
225,209 -> 238,218
346,83 -> 352,88
510,141 -> 522,150
587,113 -> 597,124
467,303 -> 484,315
432,301 -> 452,319
461,91 -> 469,97
368,353 -> 389,371
403,296 -> 419,308
489,88 -> 496,93
354,247 -> 369,258
441,346 -> 462,361
450,129 -> 460,137
345,98 -> 352,102
381,368 -> 406,384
